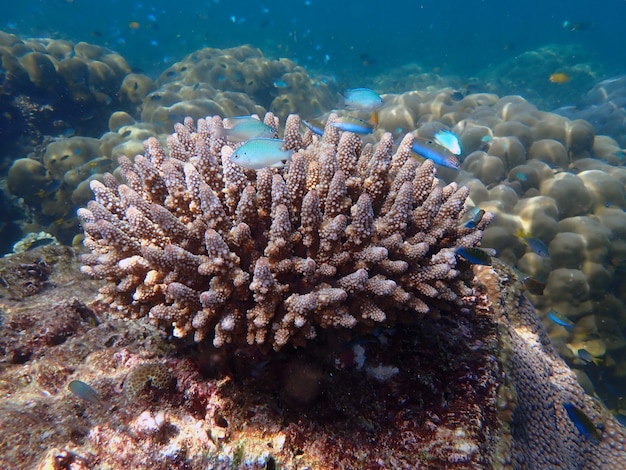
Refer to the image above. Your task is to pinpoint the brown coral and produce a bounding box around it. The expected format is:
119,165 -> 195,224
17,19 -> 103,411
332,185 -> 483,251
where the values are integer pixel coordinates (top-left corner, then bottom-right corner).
79,113 -> 490,350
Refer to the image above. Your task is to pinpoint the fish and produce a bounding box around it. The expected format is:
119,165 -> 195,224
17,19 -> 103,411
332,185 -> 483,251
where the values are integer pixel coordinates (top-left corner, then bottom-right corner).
514,230 -> 550,258
523,276 -> 546,295
332,116 -> 374,134
273,79 -> 288,88
547,310 -> 575,329
550,73 -> 570,84
302,119 -> 324,136
68,380 -> 103,405
34,179 -> 63,198
359,53 -> 377,66
411,140 -> 461,170
459,207 -> 485,229
577,348 -> 603,366
455,247 -> 492,266
562,20 -> 593,32
217,118 -> 275,142
342,88 -> 383,111
128,21 -> 141,30
563,403 -> 601,444
231,138 -> 293,170
26,237 -> 56,251
434,129 -> 462,155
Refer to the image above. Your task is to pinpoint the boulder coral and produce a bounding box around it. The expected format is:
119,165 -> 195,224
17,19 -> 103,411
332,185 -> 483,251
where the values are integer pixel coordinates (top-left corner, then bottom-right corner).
141,46 -> 337,128
0,30 -> 137,148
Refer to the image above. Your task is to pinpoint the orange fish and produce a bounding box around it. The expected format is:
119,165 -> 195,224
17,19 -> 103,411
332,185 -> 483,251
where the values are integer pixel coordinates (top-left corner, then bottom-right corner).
128,21 -> 141,30
549,73 -> 570,84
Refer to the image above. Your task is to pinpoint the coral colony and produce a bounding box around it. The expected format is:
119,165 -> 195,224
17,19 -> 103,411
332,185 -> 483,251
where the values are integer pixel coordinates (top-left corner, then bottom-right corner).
78,113 -> 492,351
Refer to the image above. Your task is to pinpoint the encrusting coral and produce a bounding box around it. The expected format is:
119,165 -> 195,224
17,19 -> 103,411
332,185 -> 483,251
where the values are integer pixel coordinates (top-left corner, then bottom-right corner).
78,113 -> 492,351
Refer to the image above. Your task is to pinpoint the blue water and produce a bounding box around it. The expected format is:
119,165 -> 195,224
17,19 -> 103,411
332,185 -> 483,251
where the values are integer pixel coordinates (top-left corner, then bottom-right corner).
3,0 -> 626,83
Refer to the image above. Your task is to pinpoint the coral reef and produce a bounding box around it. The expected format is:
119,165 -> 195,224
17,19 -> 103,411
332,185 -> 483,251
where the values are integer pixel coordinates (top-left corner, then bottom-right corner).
477,261 -> 626,468
1,244 -> 624,469
374,87 -> 626,401
79,113 -> 490,350
0,30 -> 137,153
480,44 -> 603,110
555,75 -> 626,148
141,45 -> 337,128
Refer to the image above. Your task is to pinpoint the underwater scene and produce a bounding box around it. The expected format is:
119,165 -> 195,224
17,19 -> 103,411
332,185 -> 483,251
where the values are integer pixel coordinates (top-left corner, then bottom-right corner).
2,0 -> 626,468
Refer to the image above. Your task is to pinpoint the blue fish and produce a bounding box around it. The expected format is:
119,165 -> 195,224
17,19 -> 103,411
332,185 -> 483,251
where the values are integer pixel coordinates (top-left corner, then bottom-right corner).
563,403 -> 600,444
273,79 -> 288,88
459,207 -> 485,229
218,118 -> 275,142
434,130 -> 462,155
455,247 -> 492,265
342,88 -> 383,111
302,119 -> 324,136
231,138 -> 293,169
547,310 -> 575,329
332,116 -> 374,134
514,230 -> 550,258
68,380 -> 103,405
411,140 -> 461,170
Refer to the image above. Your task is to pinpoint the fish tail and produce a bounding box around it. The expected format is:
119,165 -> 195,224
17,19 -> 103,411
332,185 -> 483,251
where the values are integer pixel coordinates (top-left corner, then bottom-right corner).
214,127 -> 228,139
370,110 -> 379,129
514,228 -> 529,239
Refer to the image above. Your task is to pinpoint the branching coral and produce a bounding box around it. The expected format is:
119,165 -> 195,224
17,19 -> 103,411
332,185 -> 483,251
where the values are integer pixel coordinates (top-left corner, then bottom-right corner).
79,113 -> 491,350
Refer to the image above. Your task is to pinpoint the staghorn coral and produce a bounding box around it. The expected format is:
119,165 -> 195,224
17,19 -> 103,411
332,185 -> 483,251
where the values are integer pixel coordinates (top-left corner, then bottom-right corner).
79,113 -> 491,351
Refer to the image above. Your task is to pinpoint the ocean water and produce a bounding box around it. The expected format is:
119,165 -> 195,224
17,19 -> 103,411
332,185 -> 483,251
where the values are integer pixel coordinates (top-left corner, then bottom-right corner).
3,0 -> 626,85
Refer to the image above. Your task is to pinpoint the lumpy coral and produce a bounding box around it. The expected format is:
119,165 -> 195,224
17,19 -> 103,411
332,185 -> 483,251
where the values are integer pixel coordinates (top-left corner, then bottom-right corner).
123,362 -> 173,402
79,114 -> 491,350
141,46 -> 336,128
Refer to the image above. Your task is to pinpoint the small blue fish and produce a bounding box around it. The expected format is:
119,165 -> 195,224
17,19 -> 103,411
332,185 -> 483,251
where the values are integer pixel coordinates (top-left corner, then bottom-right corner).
411,140 -> 461,170
514,230 -> 550,258
434,130 -> 462,156
342,88 -> 383,111
514,172 -> 528,182
231,138 -> 293,169
273,79 -> 288,88
459,207 -> 485,229
218,118 -> 275,142
302,119 -> 324,136
563,403 -> 600,444
332,116 -> 374,134
68,380 -> 103,405
455,247 -> 492,265
547,310 -> 575,329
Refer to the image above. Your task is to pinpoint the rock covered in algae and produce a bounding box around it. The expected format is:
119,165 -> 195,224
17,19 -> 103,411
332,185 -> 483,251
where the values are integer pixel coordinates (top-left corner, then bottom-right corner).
0,246 -> 623,469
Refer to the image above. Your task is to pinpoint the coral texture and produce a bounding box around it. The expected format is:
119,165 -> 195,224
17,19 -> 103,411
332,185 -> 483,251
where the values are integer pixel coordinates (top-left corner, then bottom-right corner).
476,261 -> 626,469
79,114 -> 491,350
